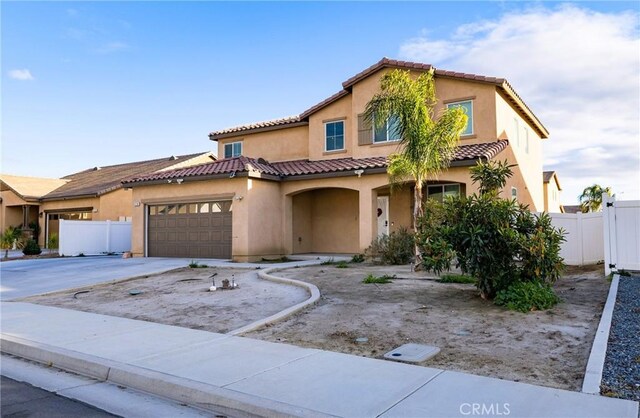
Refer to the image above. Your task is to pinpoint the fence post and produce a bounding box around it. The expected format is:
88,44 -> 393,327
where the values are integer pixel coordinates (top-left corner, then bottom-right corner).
59,219 -> 65,256
576,212 -> 584,266
602,195 -> 616,275
106,220 -> 111,254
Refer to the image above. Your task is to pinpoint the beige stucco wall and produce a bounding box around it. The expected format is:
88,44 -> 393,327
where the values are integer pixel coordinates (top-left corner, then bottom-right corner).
99,189 -> 133,221
0,190 -> 29,231
217,125 -> 309,162
308,95 -> 353,161
245,179 -> 283,258
543,178 -> 563,213
495,90 -> 544,211
291,188 -> 359,254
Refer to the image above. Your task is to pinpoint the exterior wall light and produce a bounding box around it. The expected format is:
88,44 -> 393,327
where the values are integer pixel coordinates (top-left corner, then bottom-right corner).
354,169 -> 364,178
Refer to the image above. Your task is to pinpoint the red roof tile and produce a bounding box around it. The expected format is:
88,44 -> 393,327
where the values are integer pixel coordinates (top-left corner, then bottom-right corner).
207,58 -> 547,139
209,116 -> 303,138
124,141 -> 508,185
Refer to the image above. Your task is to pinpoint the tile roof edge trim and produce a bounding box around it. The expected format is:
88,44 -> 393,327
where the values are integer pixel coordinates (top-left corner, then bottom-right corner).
208,121 -> 309,140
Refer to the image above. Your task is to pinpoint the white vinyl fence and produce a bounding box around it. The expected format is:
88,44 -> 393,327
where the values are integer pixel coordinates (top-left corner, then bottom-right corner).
603,196 -> 640,275
59,220 -> 132,256
546,212 -> 604,266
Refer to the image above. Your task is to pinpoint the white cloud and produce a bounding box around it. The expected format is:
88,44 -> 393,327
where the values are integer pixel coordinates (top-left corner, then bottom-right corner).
400,4 -> 640,203
8,69 -> 34,81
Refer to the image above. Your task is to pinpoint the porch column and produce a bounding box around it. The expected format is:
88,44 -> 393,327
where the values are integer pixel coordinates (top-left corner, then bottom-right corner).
283,194 -> 293,255
358,188 -> 376,252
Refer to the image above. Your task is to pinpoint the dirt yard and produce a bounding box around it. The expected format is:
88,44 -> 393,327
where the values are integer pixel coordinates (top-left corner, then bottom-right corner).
246,264 -> 609,391
21,267 -> 308,334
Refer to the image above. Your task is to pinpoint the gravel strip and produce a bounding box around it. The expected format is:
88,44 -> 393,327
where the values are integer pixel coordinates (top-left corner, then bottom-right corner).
601,275 -> 640,401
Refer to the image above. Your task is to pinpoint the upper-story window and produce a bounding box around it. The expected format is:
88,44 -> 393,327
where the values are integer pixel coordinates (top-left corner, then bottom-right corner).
224,141 -> 242,158
511,187 -> 518,199
325,120 -> 345,151
447,100 -> 473,136
373,115 -> 401,143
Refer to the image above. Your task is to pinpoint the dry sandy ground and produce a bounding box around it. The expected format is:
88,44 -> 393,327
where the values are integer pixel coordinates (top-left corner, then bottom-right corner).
246,264 -> 609,391
22,267 -> 308,334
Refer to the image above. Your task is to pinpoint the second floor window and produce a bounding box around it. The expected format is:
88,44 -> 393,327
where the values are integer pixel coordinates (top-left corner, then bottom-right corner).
325,120 -> 345,151
224,142 -> 242,158
447,100 -> 473,136
374,115 -> 401,143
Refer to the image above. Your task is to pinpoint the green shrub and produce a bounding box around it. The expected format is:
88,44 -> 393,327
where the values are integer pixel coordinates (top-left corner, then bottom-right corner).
416,160 -> 565,299
362,273 -> 394,284
438,274 -> 476,284
188,260 -> 208,268
494,281 -> 561,312
366,227 -> 415,265
47,233 -> 59,250
351,253 -> 365,263
321,258 -> 335,265
22,239 -> 41,256
335,260 -> 349,268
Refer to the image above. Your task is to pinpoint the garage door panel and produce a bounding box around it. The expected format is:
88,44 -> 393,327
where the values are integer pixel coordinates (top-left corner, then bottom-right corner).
148,201 -> 232,259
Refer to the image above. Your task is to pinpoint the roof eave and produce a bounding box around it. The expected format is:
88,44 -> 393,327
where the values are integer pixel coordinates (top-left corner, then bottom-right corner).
209,121 -> 309,141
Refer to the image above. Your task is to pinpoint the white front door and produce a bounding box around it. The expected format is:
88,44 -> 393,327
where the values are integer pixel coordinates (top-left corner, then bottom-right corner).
377,196 -> 389,237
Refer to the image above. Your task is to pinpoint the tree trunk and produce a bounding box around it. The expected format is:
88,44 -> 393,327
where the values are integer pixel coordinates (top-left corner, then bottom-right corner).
412,181 -> 424,271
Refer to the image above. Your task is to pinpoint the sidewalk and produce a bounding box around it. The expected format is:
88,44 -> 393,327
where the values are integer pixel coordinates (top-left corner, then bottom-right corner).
1,302 -> 638,418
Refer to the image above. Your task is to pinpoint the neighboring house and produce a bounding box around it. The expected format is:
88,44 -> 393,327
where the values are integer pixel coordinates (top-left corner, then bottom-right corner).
123,58 -> 550,261
37,152 -> 215,247
543,170 -> 563,213
0,175 -> 68,239
563,205 -> 583,214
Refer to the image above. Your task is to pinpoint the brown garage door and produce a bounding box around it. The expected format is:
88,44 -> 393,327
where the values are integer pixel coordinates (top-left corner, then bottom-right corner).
147,201 -> 232,259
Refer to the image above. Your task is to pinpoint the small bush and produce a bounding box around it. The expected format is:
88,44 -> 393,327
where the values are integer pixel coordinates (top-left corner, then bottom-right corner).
362,273 -> 395,284
494,281 -> 561,313
321,258 -> 335,265
188,260 -> 208,268
438,274 -> 476,284
335,260 -> 349,268
351,253 -> 365,263
22,239 -> 42,256
366,227 -> 414,265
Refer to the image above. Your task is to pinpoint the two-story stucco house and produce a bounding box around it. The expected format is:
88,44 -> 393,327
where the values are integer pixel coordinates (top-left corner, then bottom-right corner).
124,58 -> 550,261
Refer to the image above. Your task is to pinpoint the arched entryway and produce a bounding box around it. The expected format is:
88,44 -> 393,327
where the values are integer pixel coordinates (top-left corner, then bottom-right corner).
291,188 -> 359,254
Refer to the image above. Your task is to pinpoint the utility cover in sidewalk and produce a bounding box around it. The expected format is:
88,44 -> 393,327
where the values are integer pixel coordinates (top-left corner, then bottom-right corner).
384,343 -> 440,363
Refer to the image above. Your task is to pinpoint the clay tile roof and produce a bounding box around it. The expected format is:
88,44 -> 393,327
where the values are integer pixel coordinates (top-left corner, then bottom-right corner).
124,141 -> 509,185
271,156 -> 388,176
209,116 -> 303,138
542,170 -> 562,190
207,58 -> 547,140
43,152 -> 213,200
342,57 -> 433,89
0,174 -> 68,201
452,140 -> 508,162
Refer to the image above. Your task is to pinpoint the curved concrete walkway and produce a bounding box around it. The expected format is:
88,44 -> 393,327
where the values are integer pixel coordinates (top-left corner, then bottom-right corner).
1,302 -> 637,418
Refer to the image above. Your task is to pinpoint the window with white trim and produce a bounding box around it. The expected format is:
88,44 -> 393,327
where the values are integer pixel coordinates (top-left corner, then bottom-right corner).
373,115 -> 401,143
224,142 -> 242,158
427,184 -> 461,202
325,120 -> 345,151
447,100 -> 473,136
511,187 -> 518,199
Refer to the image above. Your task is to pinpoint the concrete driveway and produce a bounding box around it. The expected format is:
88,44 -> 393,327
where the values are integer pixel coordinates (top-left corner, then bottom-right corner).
0,256 -> 218,301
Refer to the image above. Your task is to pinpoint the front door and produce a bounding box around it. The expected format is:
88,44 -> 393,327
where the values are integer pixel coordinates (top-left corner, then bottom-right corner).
377,196 -> 389,237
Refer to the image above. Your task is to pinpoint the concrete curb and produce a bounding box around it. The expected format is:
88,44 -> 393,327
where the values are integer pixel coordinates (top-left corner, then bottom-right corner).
0,334 -> 332,418
227,262 -> 324,336
582,274 -> 619,395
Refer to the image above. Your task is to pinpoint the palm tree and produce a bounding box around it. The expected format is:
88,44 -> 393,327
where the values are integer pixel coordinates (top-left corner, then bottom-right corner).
578,184 -> 613,212
1,226 -> 23,259
364,69 -> 468,269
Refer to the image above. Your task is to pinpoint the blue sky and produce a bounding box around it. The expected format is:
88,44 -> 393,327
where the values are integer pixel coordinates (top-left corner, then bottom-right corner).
2,1 -> 639,204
